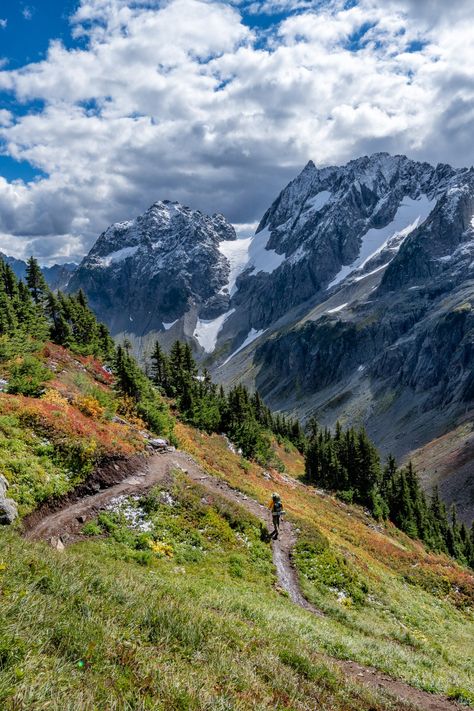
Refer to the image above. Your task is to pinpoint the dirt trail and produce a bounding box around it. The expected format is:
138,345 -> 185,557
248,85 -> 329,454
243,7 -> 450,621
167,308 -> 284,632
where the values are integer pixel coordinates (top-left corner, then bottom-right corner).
24,451 -> 463,711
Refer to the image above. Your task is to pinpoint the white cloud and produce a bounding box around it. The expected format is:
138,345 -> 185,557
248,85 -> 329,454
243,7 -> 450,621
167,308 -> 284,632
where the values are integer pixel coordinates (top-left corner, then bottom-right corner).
22,6 -> 34,21
0,18 -> 7,29
0,0 -> 472,263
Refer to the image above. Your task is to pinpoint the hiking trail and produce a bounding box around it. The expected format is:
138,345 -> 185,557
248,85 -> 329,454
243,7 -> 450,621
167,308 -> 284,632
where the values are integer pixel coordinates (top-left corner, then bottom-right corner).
24,451 -> 463,711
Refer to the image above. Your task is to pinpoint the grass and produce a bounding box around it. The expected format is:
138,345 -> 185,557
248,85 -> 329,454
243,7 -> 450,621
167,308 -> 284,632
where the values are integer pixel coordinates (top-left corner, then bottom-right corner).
0,476 -> 400,711
175,422 -> 474,702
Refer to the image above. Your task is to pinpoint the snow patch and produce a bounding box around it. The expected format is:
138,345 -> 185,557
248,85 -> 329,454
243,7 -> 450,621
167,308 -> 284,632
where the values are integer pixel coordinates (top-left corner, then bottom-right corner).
248,227 -> 286,275
218,236 -> 252,296
352,263 -> 387,282
194,309 -> 235,353
222,328 -> 266,365
162,319 -> 178,330
101,245 -> 139,267
327,195 -> 435,290
306,190 -> 331,212
327,302 -> 348,314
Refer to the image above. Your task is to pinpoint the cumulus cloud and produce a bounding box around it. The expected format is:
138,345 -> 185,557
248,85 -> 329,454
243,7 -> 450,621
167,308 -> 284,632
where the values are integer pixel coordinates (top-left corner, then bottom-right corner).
0,0 -> 472,263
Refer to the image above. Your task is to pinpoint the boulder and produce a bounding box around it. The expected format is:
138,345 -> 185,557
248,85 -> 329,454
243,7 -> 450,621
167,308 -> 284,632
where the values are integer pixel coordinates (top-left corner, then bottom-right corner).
0,496 -> 18,525
50,536 -> 65,551
149,438 -> 169,451
0,474 -> 9,497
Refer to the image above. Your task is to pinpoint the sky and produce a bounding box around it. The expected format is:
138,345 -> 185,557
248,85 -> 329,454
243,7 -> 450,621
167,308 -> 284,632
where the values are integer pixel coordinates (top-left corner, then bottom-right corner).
0,0 -> 473,264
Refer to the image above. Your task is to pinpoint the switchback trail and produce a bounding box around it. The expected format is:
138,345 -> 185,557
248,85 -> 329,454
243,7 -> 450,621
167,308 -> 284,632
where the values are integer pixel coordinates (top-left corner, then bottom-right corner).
24,451 -> 463,711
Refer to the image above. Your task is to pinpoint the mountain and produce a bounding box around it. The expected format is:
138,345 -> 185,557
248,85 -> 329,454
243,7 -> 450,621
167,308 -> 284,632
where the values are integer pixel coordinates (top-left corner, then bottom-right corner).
0,251 -> 77,290
42,262 -> 77,290
70,153 -> 474,519
67,200 -> 236,344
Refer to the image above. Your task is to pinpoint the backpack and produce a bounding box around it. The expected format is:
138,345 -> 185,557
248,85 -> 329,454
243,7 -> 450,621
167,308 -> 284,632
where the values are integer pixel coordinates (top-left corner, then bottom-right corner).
273,499 -> 283,514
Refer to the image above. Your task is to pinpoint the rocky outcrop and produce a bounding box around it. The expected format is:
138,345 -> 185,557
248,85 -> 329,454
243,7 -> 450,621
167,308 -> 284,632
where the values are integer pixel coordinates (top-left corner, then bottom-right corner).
0,474 -> 18,525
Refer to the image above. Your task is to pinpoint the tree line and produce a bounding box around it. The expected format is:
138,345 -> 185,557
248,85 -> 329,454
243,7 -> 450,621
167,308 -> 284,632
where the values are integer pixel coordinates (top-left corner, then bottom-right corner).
0,256 -> 114,360
305,421 -> 474,568
149,340 -> 306,462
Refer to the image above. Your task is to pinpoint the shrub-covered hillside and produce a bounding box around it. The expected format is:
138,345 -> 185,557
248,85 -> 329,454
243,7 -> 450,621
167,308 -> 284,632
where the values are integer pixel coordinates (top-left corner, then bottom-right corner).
0,257 -> 173,519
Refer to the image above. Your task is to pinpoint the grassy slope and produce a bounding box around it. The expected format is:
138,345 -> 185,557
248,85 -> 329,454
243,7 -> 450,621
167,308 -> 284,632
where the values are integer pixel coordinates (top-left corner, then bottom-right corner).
408,418 -> 474,524
177,424 -> 474,704
2,478 -> 397,711
0,348 -> 473,709
0,343 -> 146,517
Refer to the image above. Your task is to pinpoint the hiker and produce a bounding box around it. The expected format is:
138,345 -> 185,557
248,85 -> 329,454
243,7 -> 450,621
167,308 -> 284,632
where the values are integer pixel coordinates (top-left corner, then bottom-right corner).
268,492 -> 284,540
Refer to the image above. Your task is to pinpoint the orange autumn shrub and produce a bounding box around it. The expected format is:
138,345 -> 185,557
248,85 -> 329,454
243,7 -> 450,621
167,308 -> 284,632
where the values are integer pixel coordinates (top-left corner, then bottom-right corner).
75,395 -> 105,420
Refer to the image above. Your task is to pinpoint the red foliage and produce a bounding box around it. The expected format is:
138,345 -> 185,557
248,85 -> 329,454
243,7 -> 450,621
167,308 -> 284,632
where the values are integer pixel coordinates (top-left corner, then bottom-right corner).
0,392 -> 144,457
41,342 -> 114,387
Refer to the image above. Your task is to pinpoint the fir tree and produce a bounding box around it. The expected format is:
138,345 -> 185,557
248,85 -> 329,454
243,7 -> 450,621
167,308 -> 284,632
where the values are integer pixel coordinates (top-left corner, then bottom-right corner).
151,341 -> 170,394
26,256 -> 49,305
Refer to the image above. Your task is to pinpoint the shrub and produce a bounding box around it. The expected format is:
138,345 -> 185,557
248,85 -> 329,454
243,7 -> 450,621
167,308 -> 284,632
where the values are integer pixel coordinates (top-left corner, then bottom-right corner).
75,395 -> 105,419
337,489 -> 354,504
7,356 -> 52,397
82,521 -> 103,536
41,389 -> 69,408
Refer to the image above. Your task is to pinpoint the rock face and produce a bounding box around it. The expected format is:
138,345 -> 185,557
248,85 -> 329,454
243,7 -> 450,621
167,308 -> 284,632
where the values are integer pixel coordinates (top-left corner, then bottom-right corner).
229,154 -> 455,332
251,165 -> 474,418
0,474 -> 18,525
68,201 -> 236,340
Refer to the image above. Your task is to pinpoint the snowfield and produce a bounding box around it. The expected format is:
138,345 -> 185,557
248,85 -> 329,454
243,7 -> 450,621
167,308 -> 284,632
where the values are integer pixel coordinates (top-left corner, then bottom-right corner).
327,195 -> 435,290
222,328 -> 266,365
100,245 -> 139,267
218,236 -> 252,296
194,309 -> 235,353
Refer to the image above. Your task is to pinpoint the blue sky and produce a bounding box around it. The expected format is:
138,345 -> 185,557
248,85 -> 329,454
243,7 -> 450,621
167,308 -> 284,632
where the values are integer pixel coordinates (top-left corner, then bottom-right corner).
0,0 -> 473,263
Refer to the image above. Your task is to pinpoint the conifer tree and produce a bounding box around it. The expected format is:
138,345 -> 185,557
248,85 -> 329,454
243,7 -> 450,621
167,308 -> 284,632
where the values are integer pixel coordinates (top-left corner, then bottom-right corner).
26,256 -> 49,305
151,341 -> 170,394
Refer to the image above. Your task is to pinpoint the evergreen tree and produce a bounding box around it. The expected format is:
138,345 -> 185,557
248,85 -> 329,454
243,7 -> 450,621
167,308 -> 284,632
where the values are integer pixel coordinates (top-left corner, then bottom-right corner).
151,341 -> 171,394
46,291 -> 72,346
26,256 -> 49,305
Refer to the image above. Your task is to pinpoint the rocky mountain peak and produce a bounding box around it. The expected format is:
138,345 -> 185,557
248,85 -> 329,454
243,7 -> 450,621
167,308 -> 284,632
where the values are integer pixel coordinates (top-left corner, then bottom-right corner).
68,200 -> 237,336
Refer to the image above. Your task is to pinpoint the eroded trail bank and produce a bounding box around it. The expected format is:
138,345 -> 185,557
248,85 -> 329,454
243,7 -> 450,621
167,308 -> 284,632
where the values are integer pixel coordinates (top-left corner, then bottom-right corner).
24,451 -> 463,711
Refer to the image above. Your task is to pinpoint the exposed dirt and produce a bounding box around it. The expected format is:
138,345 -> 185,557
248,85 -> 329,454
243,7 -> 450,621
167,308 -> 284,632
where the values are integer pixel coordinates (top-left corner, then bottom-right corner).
23,451 -> 464,711
23,453 -> 148,539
